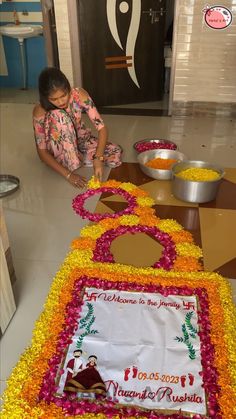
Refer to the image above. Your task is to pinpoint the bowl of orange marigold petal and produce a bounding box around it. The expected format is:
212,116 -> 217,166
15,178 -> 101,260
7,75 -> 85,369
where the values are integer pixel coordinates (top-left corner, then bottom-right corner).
137,149 -> 187,180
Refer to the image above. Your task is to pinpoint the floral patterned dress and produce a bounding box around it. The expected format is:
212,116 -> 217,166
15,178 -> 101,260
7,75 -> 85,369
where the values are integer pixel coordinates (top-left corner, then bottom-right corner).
33,88 -> 122,171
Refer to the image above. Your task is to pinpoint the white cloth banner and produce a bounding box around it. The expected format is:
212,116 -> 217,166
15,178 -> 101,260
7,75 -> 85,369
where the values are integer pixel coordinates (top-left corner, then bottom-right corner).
58,288 -> 206,415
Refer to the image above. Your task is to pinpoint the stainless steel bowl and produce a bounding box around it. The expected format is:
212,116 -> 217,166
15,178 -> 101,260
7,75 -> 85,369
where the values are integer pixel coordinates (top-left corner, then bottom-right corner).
133,138 -> 177,153
137,149 -> 187,180
0,174 -> 20,198
171,160 -> 224,203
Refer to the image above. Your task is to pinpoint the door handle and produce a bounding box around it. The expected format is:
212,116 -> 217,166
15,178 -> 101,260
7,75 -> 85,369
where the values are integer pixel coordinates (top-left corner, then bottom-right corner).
142,8 -> 166,23
142,8 -> 154,17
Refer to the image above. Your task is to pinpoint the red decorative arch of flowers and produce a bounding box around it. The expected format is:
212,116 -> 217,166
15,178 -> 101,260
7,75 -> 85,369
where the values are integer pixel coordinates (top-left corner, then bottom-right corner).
72,187 -> 138,221
93,224 -> 176,270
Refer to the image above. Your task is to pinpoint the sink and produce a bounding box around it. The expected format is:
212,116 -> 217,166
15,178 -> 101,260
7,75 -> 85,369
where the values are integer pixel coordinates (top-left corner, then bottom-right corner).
0,24 -> 43,90
0,24 -> 43,40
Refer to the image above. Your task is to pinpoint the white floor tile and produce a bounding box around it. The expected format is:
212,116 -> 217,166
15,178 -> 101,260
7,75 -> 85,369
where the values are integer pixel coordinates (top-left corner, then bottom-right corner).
4,198 -> 87,262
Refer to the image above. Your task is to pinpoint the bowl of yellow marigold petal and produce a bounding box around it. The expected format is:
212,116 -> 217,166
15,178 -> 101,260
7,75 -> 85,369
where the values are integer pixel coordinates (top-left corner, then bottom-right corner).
137,149 -> 187,180
171,160 -> 225,203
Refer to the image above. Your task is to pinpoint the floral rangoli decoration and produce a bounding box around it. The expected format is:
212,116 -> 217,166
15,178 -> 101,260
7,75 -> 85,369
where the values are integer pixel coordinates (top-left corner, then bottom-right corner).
1,177 -> 235,419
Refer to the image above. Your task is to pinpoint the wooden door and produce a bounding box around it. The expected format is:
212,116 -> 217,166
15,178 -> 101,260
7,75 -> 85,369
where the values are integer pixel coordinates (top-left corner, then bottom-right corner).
78,0 -> 166,106
42,0 -> 59,67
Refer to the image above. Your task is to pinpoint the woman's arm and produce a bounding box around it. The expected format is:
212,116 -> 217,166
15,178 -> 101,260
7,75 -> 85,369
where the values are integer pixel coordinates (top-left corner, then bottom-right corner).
95,125 -> 108,158
77,88 -> 107,181
37,148 -> 69,177
93,125 -> 108,181
37,148 -> 87,188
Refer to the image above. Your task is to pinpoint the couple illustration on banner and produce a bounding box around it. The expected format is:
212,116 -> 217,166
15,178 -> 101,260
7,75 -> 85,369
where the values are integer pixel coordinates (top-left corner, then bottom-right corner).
63,349 -> 106,396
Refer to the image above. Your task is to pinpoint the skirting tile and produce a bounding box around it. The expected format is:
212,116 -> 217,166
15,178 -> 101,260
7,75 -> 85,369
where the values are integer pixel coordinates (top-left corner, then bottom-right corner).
172,101 -> 236,118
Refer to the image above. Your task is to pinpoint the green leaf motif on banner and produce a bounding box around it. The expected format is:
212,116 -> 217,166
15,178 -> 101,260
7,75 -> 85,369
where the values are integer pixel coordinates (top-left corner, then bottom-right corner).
185,311 -> 198,336
76,302 -> 98,349
174,311 -> 198,360
79,302 -> 94,327
175,336 -> 184,343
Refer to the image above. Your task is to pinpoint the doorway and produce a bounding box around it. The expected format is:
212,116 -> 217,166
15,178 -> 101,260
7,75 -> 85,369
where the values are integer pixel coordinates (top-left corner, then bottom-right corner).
41,0 -> 59,68
76,0 -> 175,116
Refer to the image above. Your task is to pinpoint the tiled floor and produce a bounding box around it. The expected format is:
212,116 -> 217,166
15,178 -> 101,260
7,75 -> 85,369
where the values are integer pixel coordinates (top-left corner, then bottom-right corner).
0,92 -> 236,397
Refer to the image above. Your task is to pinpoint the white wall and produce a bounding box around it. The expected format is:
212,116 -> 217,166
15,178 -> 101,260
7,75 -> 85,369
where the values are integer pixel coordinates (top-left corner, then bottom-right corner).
173,0 -> 236,103
53,0 -> 74,85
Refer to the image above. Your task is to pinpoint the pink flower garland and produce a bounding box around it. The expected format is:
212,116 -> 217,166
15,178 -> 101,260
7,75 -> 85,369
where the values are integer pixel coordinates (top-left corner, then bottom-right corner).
93,225 -> 176,270
72,187 -> 137,221
39,276 -> 220,418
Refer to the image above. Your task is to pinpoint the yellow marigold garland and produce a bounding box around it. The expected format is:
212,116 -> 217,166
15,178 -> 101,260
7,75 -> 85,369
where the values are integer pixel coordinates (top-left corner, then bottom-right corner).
119,214 -> 140,225
158,219 -> 183,232
136,196 -> 155,207
80,224 -> 105,239
176,243 -> 203,258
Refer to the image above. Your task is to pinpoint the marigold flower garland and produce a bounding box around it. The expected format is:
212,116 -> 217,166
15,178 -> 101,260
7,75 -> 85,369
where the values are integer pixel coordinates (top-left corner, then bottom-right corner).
1,177 -> 235,419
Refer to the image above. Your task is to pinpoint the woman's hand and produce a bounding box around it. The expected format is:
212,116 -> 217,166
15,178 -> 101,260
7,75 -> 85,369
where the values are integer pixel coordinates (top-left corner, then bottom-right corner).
93,159 -> 104,181
68,172 -> 87,188
36,149 -> 87,187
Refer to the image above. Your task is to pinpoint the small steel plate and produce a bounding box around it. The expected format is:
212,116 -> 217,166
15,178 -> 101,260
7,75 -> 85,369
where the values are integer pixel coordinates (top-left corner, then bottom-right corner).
0,175 -> 20,198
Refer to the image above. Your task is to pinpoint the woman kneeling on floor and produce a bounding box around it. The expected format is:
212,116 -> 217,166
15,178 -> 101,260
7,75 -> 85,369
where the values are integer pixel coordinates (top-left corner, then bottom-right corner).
33,67 -> 122,188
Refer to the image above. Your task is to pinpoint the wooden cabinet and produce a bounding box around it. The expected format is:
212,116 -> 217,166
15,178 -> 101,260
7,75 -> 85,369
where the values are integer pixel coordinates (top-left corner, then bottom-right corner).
0,208 -> 16,337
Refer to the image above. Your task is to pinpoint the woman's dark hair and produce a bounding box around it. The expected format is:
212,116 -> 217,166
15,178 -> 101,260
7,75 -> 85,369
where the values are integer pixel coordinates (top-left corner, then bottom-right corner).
38,67 -> 71,111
